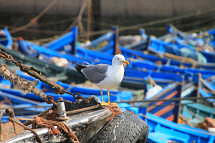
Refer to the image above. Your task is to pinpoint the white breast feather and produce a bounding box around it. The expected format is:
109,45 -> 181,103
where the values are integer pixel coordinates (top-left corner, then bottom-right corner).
97,65 -> 124,89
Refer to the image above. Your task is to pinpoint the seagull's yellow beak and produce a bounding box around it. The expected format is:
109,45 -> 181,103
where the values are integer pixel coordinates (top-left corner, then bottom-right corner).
123,60 -> 129,65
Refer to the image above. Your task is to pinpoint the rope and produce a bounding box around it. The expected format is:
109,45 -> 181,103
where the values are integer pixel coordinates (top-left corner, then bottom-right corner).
0,64 -> 56,104
0,47 -> 80,100
9,117 -> 42,143
66,0 -> 89,32
25,8 -> 215,42
136,14 -> 215,32
77,7 -> 215,37
125,99 -> 210,109
11,0 -> 58,34
119,8 -> 215,31
34,117 -> 80,143
15,28 -> 63,34
87,0 -> 93,40
116,96 -> 215,104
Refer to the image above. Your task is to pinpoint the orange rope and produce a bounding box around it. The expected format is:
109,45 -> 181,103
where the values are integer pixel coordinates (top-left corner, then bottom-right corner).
34,117 -> 80,143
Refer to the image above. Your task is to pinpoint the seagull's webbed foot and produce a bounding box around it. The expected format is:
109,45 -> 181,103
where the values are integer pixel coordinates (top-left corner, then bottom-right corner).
109,102 -> 118,106
100,102 -> 118,107
106,90 -> 118,106
100,102 -> 110,106
99,89 -> 118,106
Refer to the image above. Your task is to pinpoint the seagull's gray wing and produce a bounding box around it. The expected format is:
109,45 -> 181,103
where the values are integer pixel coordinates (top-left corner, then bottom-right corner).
81,64 -> 109,83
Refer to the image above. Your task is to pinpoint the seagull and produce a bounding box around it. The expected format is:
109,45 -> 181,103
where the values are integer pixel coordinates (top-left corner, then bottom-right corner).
75,54 -> 129,105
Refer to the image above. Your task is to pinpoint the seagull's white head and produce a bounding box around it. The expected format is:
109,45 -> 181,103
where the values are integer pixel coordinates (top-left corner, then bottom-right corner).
112,54 -> 129,66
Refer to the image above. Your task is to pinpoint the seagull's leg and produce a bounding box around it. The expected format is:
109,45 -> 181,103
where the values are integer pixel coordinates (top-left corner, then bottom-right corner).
100,89 -> 108,106
108,90 -> 118,106
108,89 -> 111,104
100,89 -> 104,103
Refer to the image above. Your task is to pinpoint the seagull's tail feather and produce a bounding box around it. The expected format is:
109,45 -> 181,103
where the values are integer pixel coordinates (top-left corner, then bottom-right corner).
75,64 -> 87,74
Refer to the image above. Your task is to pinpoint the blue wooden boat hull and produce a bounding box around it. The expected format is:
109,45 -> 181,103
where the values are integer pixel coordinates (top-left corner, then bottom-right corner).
166,25 -> 215,48
164,25 -> 215,63
3,27 -> 213,85
1,28 -> 215,142
146,83 -> 182,122
39,28 -> 206,83
0,28 -> 12,49
140,82 -> 215,143
0,89 -> 51,122
181,100 -> 215,126
97,30 -> 215,70
1,70 -> 214,142
79,29 -> 215,74
141,113 -> 215,143
208,28 -> 215,47
0,71 -> 133,122
16,39 -> 185,86
0,71 -> 134,103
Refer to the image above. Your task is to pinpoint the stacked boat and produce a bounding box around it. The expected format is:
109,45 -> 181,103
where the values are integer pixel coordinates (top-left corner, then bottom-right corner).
0,25 -> 215,143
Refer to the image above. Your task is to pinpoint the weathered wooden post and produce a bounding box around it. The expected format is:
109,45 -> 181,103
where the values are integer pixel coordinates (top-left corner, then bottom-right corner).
175,83 -> 183,123
112,26 -> 121,55
87,0 -> 93,41
197,73 -> 202,103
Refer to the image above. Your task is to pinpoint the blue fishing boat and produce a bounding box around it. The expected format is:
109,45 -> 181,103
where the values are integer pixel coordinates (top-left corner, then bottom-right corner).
142,113 -> 215,143
0,87 -> 51,122
0,28 -> 12,49
198,77 -> 215,105
0,71 -> 149,143
1,28 -> 215,142
208,28 -> 215,47
162,25 -> 215,63
14,35 -> 185,87
68,27 -> 215,74
0,64 -> 214,143
0,69 -> 134,105
3,27 -> 214,85
95,28 -> 215,70
0,102 -> 51,123
181,100 -> 215,127
121,81 -> 215,143
30,27 -> 215,80
165,25 -> 214,48
140,82 -> 215,143
90,30 -> 215,77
